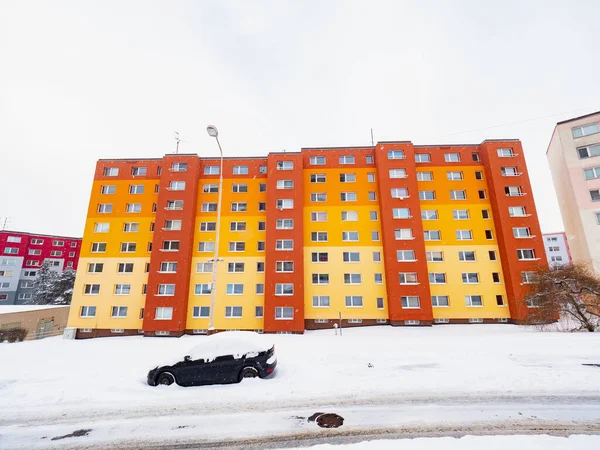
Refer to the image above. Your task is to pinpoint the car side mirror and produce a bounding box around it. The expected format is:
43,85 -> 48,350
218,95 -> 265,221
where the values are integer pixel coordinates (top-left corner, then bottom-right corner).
184,355 -> 191,362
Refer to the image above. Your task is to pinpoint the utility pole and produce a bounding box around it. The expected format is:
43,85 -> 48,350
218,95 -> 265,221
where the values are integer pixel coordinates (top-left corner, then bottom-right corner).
370,128 -> 374,146
174,132 -> 181,154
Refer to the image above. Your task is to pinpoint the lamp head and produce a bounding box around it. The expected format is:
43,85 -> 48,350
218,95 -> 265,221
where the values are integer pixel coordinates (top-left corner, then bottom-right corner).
206,125 -> 218,138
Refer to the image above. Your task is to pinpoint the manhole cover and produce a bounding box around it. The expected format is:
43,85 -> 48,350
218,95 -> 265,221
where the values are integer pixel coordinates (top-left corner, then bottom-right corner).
308,412 -> 344,428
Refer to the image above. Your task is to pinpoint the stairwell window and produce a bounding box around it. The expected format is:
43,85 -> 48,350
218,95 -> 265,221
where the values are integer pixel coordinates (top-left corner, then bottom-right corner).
393,208 -> 411,219
389,169 -> 407,178
275,307 -> 294,320
171,162 -> 188,172
517,249 -> 536,260
395,228 -> 413,240
401,296 -> 420,308
397,250 -> 416,261
277,161 -> 294,170
277,180 -> 294,189
155,307 -> 173,320
276,219 -> 294,229
501,167 -> 519,176
509,206 -> 527,217
276,240 -> 294,250
388,150 -> 405,160
276,199 -> 294,209
391,188 -> 409,198
162,241 -> 179,251
158,284 -> 175,296
513,227 -> 531,238
399,272 -> 418,284
275,283 -> 294,295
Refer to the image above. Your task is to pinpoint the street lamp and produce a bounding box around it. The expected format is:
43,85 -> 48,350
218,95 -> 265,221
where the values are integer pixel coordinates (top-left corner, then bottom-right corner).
206,125 -> 224,332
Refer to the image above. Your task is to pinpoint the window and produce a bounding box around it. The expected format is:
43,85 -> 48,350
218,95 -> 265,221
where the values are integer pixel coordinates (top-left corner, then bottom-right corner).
277,161 -> 294,170
395,228 -> 413,240
130,166 -> 147,176
426,251 -> 444,262
129,185 -> 144,194
456,230 -> 472,240
275,307 -> 294,320
548,246 -> 560,251
257,241 -> 265,251
227,262 -> 245,273
421,210 -> 438,220
340,192 -> 357,202
310,156 -> 326,165
259,164 -> 267,174
20,280 -> 34,288
397,250 -> 416,261
578,143 -> 600,159
466,295 -> 483,307
94,223 -> 109,233
374,273 -> 383,284
164,220 -> 182,231
231,202 -> 248,212
513,227 -> 531,238
389,188 -> 408,199
80,306 -> 96,317
370,211 -> 378,221
366,155 -> 374,164
277,180 -> 294,189
30,239 -> 43,245
91,242 -> 106,253
101,185 -> 116,194
393,208 -> 411,219
462,273 -> 479,284
255,283 -> 264,295
23,270 -> 37,277
591,190 -> 600,201
311,192 -> 327,202
171,162 -> 187,172
313,295 -> 330,307
199,222 -> 216,232
84,284 -> 100,295
497,148 -> 515,157
258,222 -> 266,231
204,166 -> 219,175
159,262 -> 177,273
505,186 -> 523,196
197,242 -> 215,252
167,200 -> 184,210
97,204 -> 113,213
367,173 -> 375,182
276,240 -> 294,250
584,167 -> 600,180
230,221 -> 246,231
414,173 -> 433,185
339,155 -> 355,164
340,173 -> 356,182
340,252 -> 360,263
311,232 -> 328,242
509,206 -> 527,217
445,153 -> 460,162
472,152 -> 480,162
275,283 -> 294,295
312,274 -> 329,285
458,251 -> 476,262
596,212 -> 600,224
478,190 -> 487,199
475,171 -> 483,180
117,262 -> 134,273
489,250 -> 497,261
572,122 -> 600,138
388,150 -> 405,160
114,284 -> 131,295
255,262 -> 265,273
453,210 -> 469,220
342,210 -> 358,221
276,219 -> 294,229
342,231 -> 359,242
424,230 -> 441,240
344,273 -> 362,284
0,282 -> 10,289
432,296 -> 449,307
401,296 -> 420,308
551,256 -> 564,262
495,295 -> 505,306
122,222 -> 139,233
259,183 -> 266,192
447,171 -> 463,180
126,203 -> 142,213
429,273 -> 446,284
158,284 -> 175,296
492,272 -> 501,283
162,240 -> 179,251
193,306 -> 210,318
311,252 -> 329,263
368,192 -> 377,201
195,284 -> 211,295
276,261 -> 294,272
276,199 -> 293,209
228,242 -> 246,252
450,190 -> 467,200
345,295 -> 363,307
419,190 -> 435,200
521,271 -> 536,284
232,165 -> 248,175
310,173 -> 326,183
399,272 -> 418,284
226,284 -> 244,295
517,249 -> 536,260
389,168 -> 407,178
482,209 -> 490,219
120,242 -> 136,252
104,167 -> 119,176
501,167 -> 519,176
415,153 -> 430,163
485,230 -> 493,240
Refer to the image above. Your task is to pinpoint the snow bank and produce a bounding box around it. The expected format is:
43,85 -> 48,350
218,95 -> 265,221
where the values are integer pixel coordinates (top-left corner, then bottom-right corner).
187,331 -> 273,362
0,305 -> 69,315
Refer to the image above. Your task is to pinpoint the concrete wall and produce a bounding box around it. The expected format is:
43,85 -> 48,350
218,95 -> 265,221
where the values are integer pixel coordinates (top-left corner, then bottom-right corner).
0,305 -> 70,340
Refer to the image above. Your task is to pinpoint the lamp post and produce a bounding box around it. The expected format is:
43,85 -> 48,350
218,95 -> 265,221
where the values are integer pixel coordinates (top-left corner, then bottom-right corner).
206,125 -> 224,333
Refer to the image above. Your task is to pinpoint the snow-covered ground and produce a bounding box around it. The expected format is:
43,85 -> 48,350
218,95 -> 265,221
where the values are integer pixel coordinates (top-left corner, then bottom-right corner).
1,325 -> 600,449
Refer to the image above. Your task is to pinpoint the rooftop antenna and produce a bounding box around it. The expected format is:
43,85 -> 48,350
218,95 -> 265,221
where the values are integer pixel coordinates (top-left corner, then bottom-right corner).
370,128 -> 375,146
1,217 -> 10,230
174,131 -> 181,154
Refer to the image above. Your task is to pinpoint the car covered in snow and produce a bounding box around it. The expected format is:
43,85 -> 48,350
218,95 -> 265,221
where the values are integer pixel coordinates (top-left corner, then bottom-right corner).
147,331 -> 277,387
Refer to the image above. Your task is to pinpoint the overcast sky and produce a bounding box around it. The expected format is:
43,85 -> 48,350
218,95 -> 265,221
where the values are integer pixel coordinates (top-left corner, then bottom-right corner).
1,0 -> 599,237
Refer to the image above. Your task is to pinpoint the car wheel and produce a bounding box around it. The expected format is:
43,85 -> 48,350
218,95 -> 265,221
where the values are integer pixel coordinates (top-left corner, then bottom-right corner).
157,372 -> 175,386
238,366 -> 258,382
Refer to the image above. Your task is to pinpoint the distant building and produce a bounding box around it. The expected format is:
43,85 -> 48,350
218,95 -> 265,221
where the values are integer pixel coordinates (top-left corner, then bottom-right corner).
547,111 -> 600,274
67,139 -> 547,338
0,305 -> 70,340
542,232 -> 572,268
0,231 -> 82,305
